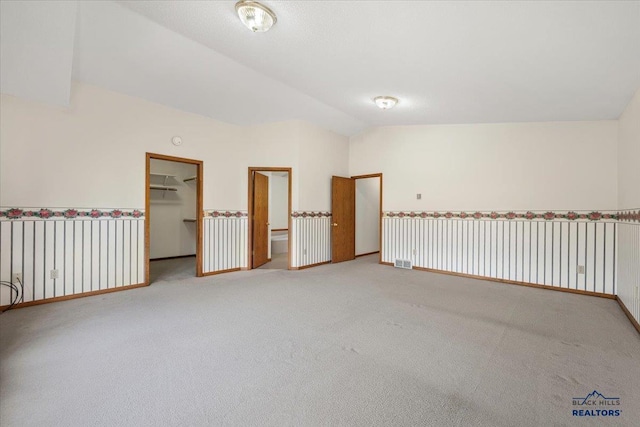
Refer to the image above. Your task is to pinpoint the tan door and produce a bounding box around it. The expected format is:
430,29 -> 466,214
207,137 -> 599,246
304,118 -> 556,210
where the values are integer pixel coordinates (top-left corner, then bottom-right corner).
253,172 -> 269,268
331,176 -> 356,263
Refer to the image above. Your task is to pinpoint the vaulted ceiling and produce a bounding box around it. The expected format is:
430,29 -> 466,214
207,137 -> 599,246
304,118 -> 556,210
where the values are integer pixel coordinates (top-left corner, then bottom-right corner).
2,1 -> 640,136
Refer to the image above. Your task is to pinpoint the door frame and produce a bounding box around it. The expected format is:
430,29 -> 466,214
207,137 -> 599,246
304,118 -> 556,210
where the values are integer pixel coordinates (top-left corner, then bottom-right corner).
145,153 -> 204,285
351,173 -> 383,264
247,167 -> 292,270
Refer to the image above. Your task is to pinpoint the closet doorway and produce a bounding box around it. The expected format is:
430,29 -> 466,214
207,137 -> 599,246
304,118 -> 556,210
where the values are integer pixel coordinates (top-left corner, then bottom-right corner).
145,153 -> 203,284
354,173 -> 382,262
247,167 -> 292,270
331,173 -> 382,264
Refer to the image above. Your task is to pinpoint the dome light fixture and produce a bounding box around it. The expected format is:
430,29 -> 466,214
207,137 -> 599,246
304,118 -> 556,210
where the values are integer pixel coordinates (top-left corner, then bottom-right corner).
235,1 -> 277,33
373,96 -> 399,110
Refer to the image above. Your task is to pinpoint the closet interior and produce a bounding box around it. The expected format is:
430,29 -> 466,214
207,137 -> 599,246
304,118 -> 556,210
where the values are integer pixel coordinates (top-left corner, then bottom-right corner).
149,159 -> 198,282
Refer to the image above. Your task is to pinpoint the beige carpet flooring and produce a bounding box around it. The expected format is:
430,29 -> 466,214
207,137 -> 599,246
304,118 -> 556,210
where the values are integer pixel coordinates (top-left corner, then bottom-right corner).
149,255 -> 197,283
258,253 -> 289,270
1,255 -> 638,426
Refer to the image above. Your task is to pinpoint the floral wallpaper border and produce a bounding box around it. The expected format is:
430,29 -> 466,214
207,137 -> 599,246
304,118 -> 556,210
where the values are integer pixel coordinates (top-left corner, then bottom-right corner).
0,208 -> 143,220
203,210 -> 248,218
617,210 -> 640,223
291,211 -> 332,218
3,208 -> 635,222
384,211 -> 617,221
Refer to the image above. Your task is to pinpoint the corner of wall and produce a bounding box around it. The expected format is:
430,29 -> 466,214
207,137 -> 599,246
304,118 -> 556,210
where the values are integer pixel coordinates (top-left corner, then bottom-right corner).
617,88 -> 640,210
616,87 -> 640,327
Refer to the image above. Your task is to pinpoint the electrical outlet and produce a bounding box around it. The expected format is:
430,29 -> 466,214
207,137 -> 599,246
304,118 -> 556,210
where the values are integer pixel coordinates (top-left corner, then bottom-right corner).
577,265 -> 585,274
12,272 -> 22,283
416,193 -> 422,200
50,269 -> 59,279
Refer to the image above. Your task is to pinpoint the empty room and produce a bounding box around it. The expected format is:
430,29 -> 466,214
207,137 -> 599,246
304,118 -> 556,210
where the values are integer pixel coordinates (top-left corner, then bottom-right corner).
1,1 -> 639,426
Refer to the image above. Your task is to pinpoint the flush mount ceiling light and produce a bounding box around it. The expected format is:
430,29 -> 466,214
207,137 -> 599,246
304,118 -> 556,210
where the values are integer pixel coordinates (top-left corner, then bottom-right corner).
235,1 -> 277,33
373,96 -> 399,110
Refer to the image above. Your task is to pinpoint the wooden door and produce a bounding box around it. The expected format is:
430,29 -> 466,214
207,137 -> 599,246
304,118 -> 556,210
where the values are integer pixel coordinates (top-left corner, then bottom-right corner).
253,172 -> 269,268
331,176 -> 356,263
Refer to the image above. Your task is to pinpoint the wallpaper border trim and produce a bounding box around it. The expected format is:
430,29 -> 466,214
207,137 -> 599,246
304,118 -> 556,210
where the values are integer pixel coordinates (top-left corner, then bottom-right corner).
0,208 -> 144,220
384,210 -> 617,221
291,211 -> 331,218
617,210 -> 640,223
203,210 -> 248,218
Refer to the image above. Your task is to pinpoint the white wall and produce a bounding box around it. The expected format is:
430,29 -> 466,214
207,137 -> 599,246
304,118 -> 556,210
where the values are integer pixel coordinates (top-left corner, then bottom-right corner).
356,177 -> 380,255
618,89 -> 640,210
0,83 -> 242,210
298,121 -> 350,211
350,121 -> 618,211
149,159 -> 197,259
244,123 -> 299,210
0,83 -> 350,211
270,174 -> 289,230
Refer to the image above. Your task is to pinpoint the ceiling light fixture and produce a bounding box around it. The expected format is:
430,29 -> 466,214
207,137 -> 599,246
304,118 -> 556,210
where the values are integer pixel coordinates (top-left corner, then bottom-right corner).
373,96 -> 399,110
235,1 -> 277,33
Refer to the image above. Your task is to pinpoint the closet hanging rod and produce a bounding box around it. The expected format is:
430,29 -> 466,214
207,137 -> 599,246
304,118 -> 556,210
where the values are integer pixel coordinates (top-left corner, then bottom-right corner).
150,185 -> 178,191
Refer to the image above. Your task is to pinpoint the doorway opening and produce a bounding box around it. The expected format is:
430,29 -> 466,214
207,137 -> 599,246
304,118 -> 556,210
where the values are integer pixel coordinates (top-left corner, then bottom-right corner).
354,174 -> 382,260
247,167 -> 292,270
145,153 -> 203,284
331,173 -> 383,264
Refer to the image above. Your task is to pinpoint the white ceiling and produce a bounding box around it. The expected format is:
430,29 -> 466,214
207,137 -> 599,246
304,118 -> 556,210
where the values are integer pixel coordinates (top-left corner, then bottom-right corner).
117,0 -> 640,129
2,1 -> 640,136
72,1 -> 364,135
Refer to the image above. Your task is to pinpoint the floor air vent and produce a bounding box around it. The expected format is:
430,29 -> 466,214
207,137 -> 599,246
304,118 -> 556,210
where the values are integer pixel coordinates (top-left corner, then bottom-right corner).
394,259 -> 413,269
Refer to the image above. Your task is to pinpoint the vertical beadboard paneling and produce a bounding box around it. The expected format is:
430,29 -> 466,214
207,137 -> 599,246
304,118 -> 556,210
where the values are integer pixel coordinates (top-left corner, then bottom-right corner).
291,220 -> 297,267
201,214 -> 248,274
291,216 -> 331,268
0,221 -> 12,304
617,222 -> 640,324
382,214 -> 618,295
0,216 -> 145,306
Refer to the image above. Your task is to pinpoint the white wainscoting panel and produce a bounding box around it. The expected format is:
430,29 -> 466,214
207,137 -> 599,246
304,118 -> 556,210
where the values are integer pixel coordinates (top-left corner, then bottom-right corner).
291,216 -> 331,268
0,216 -> 145,305
382,215 -> 617,294
202,214 -> 248,273
617,222 -> 640,324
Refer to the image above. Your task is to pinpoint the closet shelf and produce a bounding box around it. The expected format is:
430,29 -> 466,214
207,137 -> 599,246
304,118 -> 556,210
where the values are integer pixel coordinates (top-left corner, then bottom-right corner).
150,185 -> 178,191
183,176 -> 197,182
149,172 -> 176,179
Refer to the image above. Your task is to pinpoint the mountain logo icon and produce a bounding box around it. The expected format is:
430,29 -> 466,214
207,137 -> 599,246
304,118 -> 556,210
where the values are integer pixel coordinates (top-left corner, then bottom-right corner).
573,390 -> 619,405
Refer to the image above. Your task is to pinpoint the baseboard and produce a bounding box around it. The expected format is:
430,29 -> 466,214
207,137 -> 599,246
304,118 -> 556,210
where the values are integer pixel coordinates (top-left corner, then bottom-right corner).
290,261 -> 331,270
0,282 -> 148,311
201,267 -> 242,276
150,254 -> 196,262
616,296 -> 640,335
356,251 -> 380,258
381,262 -> 615,300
